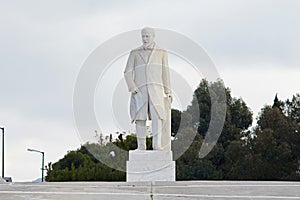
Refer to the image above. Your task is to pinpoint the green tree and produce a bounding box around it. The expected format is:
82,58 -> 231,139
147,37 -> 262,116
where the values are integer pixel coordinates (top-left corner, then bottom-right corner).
256,103 -> 299,179
46,143 -> 126,182
175,79 -> 253,180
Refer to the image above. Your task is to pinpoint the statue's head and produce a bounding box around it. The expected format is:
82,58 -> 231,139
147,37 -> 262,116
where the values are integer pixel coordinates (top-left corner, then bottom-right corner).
141,27 -> 155,46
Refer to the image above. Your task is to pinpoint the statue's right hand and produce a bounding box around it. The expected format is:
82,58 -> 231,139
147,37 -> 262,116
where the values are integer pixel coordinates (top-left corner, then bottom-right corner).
132,87 -> 140,94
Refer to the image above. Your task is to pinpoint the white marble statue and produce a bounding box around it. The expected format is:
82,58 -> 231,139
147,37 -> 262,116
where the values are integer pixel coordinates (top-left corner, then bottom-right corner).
124,27 -> 172,151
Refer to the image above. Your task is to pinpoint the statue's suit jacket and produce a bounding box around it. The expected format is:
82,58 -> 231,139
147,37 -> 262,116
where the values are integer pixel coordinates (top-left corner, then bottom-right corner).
124,44 -> 172,150
124,44 -> 171,121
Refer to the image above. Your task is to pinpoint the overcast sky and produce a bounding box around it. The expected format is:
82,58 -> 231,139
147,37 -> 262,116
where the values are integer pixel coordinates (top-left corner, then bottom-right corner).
0,0 -> 299,181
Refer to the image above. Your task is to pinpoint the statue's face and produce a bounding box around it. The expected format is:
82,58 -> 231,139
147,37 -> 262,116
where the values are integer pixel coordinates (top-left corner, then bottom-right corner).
141,31 -> 154,46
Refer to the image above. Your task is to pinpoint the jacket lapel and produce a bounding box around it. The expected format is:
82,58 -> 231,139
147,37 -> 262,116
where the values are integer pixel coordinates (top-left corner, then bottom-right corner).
137,47 -> 147,64
146,44 -> 156,64
137,44 -> 156,64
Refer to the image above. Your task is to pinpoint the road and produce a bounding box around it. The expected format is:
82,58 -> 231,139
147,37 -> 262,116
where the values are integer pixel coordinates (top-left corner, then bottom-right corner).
0,181 -> 300,200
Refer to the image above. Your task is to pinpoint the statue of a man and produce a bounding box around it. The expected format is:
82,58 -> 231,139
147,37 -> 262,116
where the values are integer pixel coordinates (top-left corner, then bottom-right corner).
124,27 -> 172,151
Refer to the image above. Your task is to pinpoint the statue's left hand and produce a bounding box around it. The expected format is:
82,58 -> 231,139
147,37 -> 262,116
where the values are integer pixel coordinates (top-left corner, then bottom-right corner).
168,94 -> 173,103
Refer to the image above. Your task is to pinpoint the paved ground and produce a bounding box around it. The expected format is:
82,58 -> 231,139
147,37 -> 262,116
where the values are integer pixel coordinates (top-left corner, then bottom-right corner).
0,181 -> 300,200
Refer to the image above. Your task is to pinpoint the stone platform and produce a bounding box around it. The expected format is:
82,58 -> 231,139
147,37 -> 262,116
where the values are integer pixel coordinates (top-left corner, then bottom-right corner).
126,150 -> 175,182
1,181 -> 300,200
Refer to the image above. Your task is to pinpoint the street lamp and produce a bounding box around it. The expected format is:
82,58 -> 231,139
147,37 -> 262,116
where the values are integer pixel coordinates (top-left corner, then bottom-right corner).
0,127 -> 4,179
27,148 -> 45,182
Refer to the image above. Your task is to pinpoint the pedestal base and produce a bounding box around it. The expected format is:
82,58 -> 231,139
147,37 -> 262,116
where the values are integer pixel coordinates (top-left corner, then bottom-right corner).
126,150 -> 175,182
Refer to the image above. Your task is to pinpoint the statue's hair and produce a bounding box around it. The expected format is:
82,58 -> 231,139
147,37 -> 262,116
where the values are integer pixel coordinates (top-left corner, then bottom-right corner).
141,27 -> 155,37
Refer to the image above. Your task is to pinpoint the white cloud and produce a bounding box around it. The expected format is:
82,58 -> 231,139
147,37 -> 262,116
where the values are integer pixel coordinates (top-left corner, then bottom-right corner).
219,64 -> 300,120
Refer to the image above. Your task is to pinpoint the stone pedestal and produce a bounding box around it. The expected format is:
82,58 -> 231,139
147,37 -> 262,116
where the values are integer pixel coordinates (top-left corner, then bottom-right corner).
126,150 -> 175,182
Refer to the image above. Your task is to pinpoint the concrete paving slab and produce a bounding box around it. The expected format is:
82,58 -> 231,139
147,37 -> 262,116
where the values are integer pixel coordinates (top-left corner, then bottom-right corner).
0,181 -> 299,200
0,178 -> 6,184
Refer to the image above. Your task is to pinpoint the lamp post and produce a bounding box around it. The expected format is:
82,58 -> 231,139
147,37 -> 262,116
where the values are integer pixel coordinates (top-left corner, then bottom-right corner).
27,148 -> 45,182
0,127 -> 4,179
